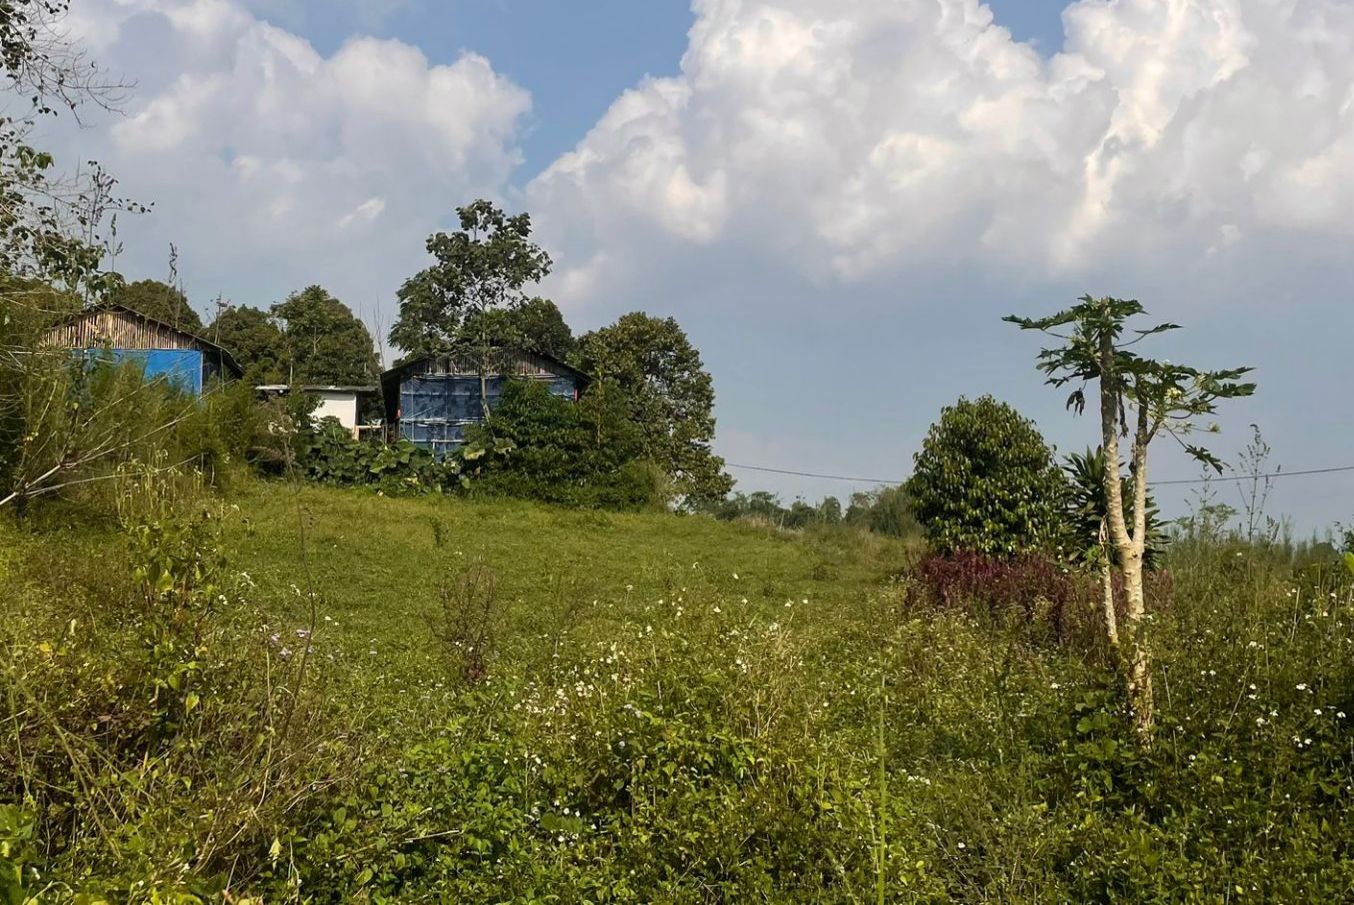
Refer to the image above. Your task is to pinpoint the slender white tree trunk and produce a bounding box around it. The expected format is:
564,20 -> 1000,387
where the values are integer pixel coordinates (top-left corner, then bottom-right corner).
1098,520 -> 1119,648
1099,331 -> 1154,740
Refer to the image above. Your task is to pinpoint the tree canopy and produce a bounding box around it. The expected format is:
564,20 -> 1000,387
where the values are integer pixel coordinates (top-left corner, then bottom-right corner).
271,286 -> 379,385
390,200 -> 553,362
907,395 -> 1067,556
110,278 -> 202,332
574,312 -> 732,505
209,305 -> 286,383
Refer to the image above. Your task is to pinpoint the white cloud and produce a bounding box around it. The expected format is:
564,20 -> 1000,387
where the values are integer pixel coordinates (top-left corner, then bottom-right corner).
49,0 -> 529,314
529,0 -> 1354,305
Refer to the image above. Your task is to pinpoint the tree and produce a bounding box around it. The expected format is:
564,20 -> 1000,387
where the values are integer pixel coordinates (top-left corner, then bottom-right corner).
272,286 -> 379,386
109,278 -> 202,332
1063,447 -> 1163,649
210,305 -> 286,383
463,379 -> 661,509
1007,295 -> 1255,738
907,395 -> 1066,556
461,296 -> 575,361
575,312 -> 732,505
389,200 -> 553,416
0,1 -> 154,510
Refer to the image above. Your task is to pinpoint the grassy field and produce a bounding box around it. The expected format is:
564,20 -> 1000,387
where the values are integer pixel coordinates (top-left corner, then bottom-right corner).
5,480 -> 1354,901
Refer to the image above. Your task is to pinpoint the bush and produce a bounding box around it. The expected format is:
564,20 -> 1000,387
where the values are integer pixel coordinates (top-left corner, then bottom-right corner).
298,419 -> 481,494
464,379 -> 667,510
1,469 -> 343,898
908,395 -> 1067,556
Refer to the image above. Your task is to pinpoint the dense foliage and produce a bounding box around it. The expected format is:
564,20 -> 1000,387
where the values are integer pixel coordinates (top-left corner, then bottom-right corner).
271,285 -> 380,386
5,484 -> 1353,900
908,395 -> 1067,556
575,312 -> 732,506
208,304 -> 286,382
389,200 -> 553,362
463,379 -> 666,509
108,277 -> 202,332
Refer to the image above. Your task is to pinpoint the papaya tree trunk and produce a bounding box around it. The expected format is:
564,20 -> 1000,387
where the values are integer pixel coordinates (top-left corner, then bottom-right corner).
1098,520 -> 1119,648
1099,331 -> 1154,740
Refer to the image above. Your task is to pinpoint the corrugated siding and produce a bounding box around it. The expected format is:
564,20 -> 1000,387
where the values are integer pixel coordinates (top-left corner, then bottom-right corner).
81,348 -> 204,395
46,309 -> 200,351
398,373 -> 579,455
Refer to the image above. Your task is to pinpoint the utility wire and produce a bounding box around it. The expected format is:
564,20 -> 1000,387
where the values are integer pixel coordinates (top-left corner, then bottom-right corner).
724,461 -> 1354,488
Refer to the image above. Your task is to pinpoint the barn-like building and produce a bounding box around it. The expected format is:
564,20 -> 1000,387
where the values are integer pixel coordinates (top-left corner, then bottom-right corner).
45,302 -> 242,394
382,348 -> 588,454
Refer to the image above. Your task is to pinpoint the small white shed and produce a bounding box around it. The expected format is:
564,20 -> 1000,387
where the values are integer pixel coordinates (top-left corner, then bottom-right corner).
256,384 -> 378,439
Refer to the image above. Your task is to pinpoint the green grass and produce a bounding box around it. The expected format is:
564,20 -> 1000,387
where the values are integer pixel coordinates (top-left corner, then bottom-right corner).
6,481 -> 1354,902
226,483 -> 915,672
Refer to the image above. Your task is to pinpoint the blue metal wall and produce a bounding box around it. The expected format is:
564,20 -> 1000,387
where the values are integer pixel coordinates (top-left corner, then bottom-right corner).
85,348 -> 204,395
398,374 -> 578,453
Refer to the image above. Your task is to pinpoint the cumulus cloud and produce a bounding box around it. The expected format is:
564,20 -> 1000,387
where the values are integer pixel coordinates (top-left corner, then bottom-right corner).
523,0 -> 1354,524
530,0 -> 1354,305
49,0 -> 529,314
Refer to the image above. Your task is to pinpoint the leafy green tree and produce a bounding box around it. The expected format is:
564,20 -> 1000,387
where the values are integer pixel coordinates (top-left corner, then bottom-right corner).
907,395 -> 1066,556
209,305 -> 286,383
463,379 -> 661,509
390,200 -> 553,415
272,286 -> 379,386
818,496 -> 843,524
462,296 -> 575,362
109,278 -> 202,332
575,312 -> 732,505
1008,295 -> 1255,738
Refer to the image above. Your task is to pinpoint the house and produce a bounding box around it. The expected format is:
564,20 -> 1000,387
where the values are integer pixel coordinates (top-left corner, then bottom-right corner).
255,384 -> 381,439
381,348 -> 588,454
45,302 -> 242,394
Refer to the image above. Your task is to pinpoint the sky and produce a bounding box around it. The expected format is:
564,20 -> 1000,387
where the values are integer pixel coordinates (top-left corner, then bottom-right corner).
41,0 -> 1354,532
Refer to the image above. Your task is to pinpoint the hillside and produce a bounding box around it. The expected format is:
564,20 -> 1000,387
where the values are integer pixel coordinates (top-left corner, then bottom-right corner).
5,482 -> 1353,901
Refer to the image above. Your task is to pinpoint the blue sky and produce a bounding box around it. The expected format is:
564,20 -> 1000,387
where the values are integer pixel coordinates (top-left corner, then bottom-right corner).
54,0 -> 1354,532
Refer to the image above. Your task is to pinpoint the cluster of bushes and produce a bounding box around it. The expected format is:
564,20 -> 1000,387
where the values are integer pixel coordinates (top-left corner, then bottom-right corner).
1,470 -> 340,899
291,380 -> 669,509
0,289 -> 262,516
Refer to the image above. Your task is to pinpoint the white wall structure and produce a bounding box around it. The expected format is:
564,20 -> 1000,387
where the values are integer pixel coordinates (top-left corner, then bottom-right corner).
311,389 -> 360,433
255,385 -> 375,439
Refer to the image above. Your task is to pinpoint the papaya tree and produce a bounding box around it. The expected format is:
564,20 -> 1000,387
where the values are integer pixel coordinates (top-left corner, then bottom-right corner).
1006,296 -> 1254,737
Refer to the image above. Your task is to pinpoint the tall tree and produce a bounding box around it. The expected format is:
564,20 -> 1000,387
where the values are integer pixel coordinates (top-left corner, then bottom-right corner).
1007,296 -> 1255,738
209,305 -> 286,383
272,286 -> 379,386
109,278 -> 202,332
389,200 -> 552,416
461,296 -> 575,361
575,312 -> 732,505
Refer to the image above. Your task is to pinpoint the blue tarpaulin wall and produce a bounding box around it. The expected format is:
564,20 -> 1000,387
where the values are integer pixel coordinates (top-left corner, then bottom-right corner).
84,348 -> 204,395
398,374 -> 578,453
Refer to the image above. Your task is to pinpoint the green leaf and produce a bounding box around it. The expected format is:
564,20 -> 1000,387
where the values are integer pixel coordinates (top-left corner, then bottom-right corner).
1344,552 -> 1354,579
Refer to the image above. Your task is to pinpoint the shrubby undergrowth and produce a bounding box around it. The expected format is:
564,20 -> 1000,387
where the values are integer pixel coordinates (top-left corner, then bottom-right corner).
6,480 -> 1352,901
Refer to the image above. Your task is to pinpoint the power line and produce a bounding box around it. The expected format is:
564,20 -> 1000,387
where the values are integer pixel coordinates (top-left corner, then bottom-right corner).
1150,464 -> 1354,486
724,461 -> 1354,488
723,463 -> 900,484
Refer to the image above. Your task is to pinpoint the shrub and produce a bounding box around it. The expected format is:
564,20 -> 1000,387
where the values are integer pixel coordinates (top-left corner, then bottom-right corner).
907,395 -> 1067,556
1,470 -> 343,898
299,419 -> 481,494
464,379 -> 667,509
914,550 -> 1172,648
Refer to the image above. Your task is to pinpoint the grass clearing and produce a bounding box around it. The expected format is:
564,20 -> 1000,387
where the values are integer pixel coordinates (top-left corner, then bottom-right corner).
5,481 -> 1354,901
